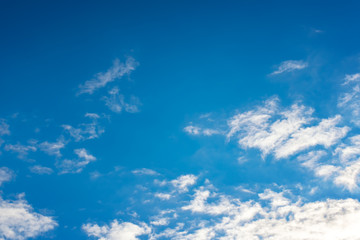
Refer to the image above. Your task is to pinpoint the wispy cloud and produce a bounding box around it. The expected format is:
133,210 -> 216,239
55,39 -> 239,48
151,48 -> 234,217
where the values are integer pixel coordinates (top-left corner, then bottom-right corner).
184,125 -> 220,136
103,87 -> 141,113
338,74 -> 360,125
77,57 -> 138,95
29,165 -> 54,175
62,114 -> 104,142
270,60 -> 308,75
132,168 -> 159,176
0,119 -> 10,136
4,142 -> 37,159
343,73 -> 360,85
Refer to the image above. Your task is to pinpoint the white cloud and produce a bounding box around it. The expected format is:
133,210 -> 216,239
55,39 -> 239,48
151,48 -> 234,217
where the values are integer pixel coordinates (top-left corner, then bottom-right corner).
58,148 -> 96,174
0,195 -> 57,240
29,165 -> 53,175
154,193 -> 172,200
270,60 -> 308,75
74,148 -> 96,162
132,168 -> 159,176
338,75 -> 360,125
343,73 -> 360,85
0,167 -> 14,186
85,113 -> 100,119
274,115 -> 349,158
171,174 -> 197,193
334,160 -> 360,191
184,125 -> 220,136
4,143 -> 37,159
62,114 -> 104,142
258,189 -> 291,208
298,138 -> 360,192
183,125 -> 201,135
103,87 -> 141,113
38,138 -> 65,157
226,98 -> 349,159
78,57 -> 138,95
82,220 -> 150,240
150,217 -> 170,226
153,186 -> 360,240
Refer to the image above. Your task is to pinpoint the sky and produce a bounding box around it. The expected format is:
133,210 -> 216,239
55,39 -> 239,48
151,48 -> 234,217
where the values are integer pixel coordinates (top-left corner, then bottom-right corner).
1,0 -> 360,239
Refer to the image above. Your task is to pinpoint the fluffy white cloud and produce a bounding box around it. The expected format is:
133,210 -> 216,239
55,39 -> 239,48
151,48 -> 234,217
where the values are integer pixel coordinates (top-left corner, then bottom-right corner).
82,174 -> 360,240
171,174 -> 197,193
227,98 -> 349,159
154,186 -> 360,240
0,167 -> 14,186
297,135 -> 360,191
78,57 -> 138,95
0,195 -> 57,240
270,60 -> 308,75
274,115 -> 349,158
154,193 -> 172,200
103,87 -> 141,113
83,220 -> 150,240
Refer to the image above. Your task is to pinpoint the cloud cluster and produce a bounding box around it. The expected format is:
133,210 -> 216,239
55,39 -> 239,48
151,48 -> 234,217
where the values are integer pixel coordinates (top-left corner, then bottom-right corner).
184,95 -> 360,190
186,97 -> 349,160
171,188 -> 360,240
83,176 -> 360,240
0,195 -> 57,240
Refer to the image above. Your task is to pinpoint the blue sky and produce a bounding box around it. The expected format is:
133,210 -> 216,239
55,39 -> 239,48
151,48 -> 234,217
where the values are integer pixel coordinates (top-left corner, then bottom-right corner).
2,1 -> 360,239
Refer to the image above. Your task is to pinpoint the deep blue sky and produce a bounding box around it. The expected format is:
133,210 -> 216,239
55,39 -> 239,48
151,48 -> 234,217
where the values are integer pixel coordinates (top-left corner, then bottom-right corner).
2,1 -> 360,239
